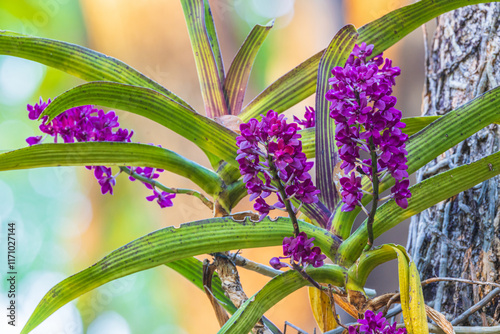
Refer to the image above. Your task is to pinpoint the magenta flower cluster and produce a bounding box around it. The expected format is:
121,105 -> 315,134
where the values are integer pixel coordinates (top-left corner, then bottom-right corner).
270,232 -> 326,269
326,43 -> 411,211
26,98 -> 174,208
236,110 -> 319,219
293,106 -> 316,129
27,99 -> 133,145
349,310 -> 406,334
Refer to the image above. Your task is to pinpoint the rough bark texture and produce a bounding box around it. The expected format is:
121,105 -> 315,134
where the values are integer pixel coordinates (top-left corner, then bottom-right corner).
214,254 -> 274,334
408,4 -> 500,325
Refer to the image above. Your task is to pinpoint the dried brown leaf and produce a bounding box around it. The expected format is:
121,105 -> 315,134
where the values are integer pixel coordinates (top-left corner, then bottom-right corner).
426,305 -> 455,334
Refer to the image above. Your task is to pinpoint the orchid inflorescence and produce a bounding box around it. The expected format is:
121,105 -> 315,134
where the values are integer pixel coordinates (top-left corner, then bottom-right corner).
236,109 -> 320,220
26,99 -> 175,208
326,42 -> 411,212
236,108 -> 325,269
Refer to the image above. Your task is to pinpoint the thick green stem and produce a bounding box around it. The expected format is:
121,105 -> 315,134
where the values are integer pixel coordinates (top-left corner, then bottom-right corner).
364,137 -> 379,251
119,166 -> 214,210
224,180 -> 248,211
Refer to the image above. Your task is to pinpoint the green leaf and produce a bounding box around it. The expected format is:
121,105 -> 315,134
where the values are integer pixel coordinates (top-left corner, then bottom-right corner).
347,245 -> 412,331
181,0 -> 228,117
239,48 -> 322,122
224,22 -> 273,115
300,127 -> 315,159
0,142 -> 222,195
403,116 -> 500,137
402,116 -> 440,136
218,265 -> 346,334
239,0 -> 499,122
40,81 -> 239,164
203,0 -> 225,83
332,85 -> 500,241
337,148 -> 500,265
299,200 -> 335,230
358,0 -> 500,59
315,25 -> 358,210
165,258 -> 236,313
200,0 -> 253,201
21,217 -> 337,334
348,245 -> 412,331
346,244 -> 398,288
0,31 -> 192,109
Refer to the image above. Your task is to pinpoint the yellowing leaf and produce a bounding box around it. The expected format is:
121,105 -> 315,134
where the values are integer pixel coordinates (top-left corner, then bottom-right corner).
409,261 -> 429,334
389,245 -> 412,333
308,287 -> 337,332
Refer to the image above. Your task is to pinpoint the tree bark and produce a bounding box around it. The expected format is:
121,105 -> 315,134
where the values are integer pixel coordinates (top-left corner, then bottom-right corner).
408,4 -> 500,325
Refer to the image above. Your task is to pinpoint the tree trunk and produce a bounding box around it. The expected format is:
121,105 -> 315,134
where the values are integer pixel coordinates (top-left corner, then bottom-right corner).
408,4 -> 500,326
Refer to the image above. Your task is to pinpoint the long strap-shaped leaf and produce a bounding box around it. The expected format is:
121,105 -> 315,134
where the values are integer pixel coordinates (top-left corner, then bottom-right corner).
165,258 -> 236,313
0,31 -> 192,110
181,0 -> 228,117
239,48 -> 322,122
300,127 -> 315,158
408,261 -> 429,334
239,0 -> 500,122
224,22 -> 273,115
39,81 -> 239,164
401,115 -> 499,137
21,217 -> 337,334
331,85 -> 500,240
218,265 -> 346,334
346,245 -> 427,334
337,149 -> 500,266
391,246 -> 412,333
401,116 -> 440,137
345,242 -> 426,329
346,244 -> 399,288
315,25 -> 358,211
0,142 -> 222,195
203,0 -> 225,82
295,198 -> 333,229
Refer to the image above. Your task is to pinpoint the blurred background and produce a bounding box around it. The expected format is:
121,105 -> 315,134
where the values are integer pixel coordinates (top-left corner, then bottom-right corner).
0,0 -> 425,333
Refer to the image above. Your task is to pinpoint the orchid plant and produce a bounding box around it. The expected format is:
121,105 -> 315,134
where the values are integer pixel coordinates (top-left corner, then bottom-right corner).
1,0 -> 500,333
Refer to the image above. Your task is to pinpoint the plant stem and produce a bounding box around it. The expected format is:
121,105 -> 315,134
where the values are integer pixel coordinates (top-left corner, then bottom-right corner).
364,136 -> 379,251
267,154 -> 300,237
231,253 -> 283,277
292,262 -> 323,290
119,166 -> 214,210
